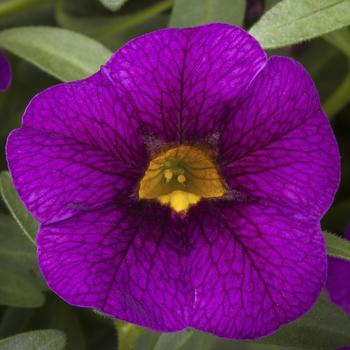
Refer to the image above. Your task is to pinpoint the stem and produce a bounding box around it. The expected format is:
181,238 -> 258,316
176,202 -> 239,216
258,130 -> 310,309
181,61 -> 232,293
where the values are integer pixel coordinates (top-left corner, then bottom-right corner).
323,66 -> 350,119
90,0 -> 173,39
0,0 -> 47,17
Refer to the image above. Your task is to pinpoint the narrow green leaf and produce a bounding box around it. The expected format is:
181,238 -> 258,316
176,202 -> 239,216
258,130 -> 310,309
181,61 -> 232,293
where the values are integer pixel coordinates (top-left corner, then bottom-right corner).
324,27 -> 350,57
0,308 -> 36,339
0,329 -> 66,350
135,329 -> 193,350
114,320 -> 143,350
134,330 -> 160,350
205,294 -> 350,349
0,0 -> 47,17
0,26 -> 112,82
55,0 -> 170,45
40,298 -> 87,350
179,332 -> 213,350
0,265 -> 45,308
323,66 -> 350,118
90,0 -> 172,39
0,215 -> 44,308
256,294 -> 350,349
250,0 -> 350,49
169,0 -> 245,27
0,3 -> 56,42
0,171 -> 38,244
99,0 -> 128,12
298,39 -> 338,79
0,213 -> 36,264
324,231 -> 350,260
0,214 -> 47,299
153,331 -> 193,350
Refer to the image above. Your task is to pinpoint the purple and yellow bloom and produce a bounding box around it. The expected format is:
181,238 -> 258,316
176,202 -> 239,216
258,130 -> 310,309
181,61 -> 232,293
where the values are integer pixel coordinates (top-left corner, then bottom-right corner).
6,24 -> 340,339
327,224 -> 350,314
0,53 -> 11,92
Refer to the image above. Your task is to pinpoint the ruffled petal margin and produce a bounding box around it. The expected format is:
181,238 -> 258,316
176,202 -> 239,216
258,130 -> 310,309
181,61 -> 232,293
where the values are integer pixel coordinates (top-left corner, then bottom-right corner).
7,128 -> 140,223
6,72 -> 146,224
38,199 -> 326,339
189,201 -> 326,338
38,203 -> 191,331
103,23 -> 266,143
219,56 -> 340,219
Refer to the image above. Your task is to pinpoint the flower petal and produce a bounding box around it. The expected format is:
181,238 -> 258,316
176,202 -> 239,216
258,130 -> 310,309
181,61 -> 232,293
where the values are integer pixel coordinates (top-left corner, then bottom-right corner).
326,225 -> 350,314
189,201 -> 326,339
37,203 -> 192,331
0,53 -> 11,91
219,56 -> 340,218
103,23 -> 266,142
7,129 -> 139,223
19,72 -> 146,164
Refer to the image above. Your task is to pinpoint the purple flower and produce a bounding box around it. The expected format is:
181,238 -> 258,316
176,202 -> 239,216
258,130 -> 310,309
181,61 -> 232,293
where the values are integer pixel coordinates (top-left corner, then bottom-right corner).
6,24 -> 340,339
0,53 -> 11,92
327,224 -> 350,314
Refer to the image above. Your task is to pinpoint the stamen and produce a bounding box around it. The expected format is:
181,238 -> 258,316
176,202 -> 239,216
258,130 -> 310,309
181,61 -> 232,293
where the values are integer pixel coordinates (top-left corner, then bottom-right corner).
139,145 -> 226,213
177,174 -> 186,184
164,169 -> 173,183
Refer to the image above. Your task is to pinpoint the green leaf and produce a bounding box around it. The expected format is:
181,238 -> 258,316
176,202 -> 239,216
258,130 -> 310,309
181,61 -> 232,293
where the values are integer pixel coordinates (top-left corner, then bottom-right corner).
0,171 -> 38,244
250,0 -> 350,49
0,329 -> 66,350
169,0 -> 245,27
324,231 -> 350,260
0,26 -> 112,82
99,0 -> 128,12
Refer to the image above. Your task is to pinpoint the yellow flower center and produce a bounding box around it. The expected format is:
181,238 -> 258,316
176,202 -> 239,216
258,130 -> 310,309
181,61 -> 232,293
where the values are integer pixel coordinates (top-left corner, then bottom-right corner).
138,145 -> 226,213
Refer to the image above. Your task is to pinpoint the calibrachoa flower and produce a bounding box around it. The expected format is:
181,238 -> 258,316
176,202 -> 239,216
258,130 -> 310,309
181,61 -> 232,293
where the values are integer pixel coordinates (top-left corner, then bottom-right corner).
327,224 -> 350,314
6,24 -> 340,339
0,53 -> 11,92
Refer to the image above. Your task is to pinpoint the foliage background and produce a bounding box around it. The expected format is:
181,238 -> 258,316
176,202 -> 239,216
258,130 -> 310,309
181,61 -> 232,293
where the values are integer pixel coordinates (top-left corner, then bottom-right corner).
0,0 -> 350,349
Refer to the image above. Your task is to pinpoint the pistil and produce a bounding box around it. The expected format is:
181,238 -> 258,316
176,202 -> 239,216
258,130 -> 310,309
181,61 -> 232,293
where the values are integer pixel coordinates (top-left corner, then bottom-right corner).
139,145 -> 226,213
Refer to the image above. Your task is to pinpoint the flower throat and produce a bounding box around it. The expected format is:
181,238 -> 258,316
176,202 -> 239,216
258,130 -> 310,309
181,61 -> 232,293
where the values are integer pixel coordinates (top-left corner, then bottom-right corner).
138,145 -> 226,213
